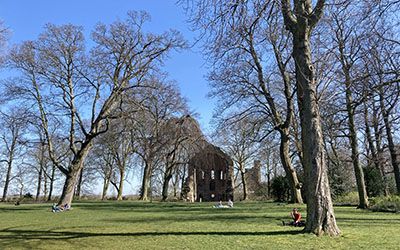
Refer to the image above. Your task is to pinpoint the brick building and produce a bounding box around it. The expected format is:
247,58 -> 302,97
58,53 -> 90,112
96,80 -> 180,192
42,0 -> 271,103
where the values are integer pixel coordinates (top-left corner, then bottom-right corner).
184,143 -> 234,202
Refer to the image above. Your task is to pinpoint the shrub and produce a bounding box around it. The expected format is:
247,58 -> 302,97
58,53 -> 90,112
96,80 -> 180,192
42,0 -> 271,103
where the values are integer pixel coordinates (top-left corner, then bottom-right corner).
370,195 -> 400,213
333,191 -> 360,206
364,165 -> 385,197
271,176 -> 290,202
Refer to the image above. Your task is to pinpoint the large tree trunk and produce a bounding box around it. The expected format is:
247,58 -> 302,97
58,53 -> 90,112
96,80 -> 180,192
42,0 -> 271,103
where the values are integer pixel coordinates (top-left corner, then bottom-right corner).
293,40 -> 339,234
139,162 -> 152,201
162,169 -> 173,201
58,170 -> 80,206
75,168 -> 84,199
279,129 -> 303,204
58,143 -> 92,206
379,92 -> 400,194
344,75 -> 369,208
101,176 -> 110,200
281,0 -> 340,236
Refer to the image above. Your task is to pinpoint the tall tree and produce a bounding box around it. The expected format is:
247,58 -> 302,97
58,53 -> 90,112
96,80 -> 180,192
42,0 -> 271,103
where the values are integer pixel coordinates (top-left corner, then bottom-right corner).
183,0 -> 303,204
326,2 -> 369,208
0,110 -> 27,201
8,12 -> 185,206
130,79 -> 189,201
281,0 -> 340,235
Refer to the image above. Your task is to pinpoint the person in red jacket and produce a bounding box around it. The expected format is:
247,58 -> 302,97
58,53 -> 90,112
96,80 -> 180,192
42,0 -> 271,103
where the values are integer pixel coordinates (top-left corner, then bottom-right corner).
290,208 -> 301,226
282,208 -> 305,227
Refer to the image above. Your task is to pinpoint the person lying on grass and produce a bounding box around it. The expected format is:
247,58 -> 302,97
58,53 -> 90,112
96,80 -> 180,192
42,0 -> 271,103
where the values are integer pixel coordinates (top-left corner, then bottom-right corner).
282,208 -> 305,227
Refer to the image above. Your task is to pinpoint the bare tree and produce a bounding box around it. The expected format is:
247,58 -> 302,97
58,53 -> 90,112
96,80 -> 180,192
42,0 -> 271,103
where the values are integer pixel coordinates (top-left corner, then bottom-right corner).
0,109 -> 27,201
183,0 -> 303,204
160,115 -> 202,201
7,12 -> 186,206
326,2 -> 369,208
129,79 -> 189,201
215,118 -> 260,201
280,0 -> 340,235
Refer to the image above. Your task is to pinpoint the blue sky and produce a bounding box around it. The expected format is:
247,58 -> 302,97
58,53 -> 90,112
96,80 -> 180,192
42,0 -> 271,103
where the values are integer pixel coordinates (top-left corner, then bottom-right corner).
0,0 -> 215,133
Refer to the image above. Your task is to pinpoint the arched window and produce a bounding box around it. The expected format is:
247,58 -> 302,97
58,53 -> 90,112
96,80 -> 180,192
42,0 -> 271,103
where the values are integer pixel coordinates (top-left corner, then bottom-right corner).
211,170 -> 215,180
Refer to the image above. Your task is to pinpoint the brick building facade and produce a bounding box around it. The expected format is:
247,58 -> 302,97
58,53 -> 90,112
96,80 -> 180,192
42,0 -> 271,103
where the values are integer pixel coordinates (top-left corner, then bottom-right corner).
184,144 -> 234,202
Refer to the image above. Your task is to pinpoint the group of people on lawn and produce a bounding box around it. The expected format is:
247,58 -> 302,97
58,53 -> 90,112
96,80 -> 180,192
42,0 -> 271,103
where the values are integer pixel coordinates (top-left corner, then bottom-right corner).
213,200 -> 304,226
52,203 -> 71,213
51,200 -> 304,227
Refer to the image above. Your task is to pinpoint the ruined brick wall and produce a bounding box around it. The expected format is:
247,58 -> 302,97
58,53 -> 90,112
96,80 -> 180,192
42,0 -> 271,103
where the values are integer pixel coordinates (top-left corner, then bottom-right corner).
184,144 -> 234,202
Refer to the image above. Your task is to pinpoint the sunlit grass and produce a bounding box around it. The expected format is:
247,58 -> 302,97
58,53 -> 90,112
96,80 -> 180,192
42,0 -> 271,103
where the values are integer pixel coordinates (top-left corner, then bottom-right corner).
0,201 -> 399,249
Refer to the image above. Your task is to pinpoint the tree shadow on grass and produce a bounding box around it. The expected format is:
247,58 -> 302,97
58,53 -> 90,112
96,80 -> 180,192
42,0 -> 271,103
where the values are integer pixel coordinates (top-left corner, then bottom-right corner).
0,228 -> 303,249
0,227 -> 302,240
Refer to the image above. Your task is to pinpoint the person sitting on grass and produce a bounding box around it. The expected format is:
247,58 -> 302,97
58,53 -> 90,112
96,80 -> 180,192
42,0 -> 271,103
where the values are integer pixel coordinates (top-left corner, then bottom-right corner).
227,199 -> 233,208
52,203 -> 71,213
282,208 -> 305,227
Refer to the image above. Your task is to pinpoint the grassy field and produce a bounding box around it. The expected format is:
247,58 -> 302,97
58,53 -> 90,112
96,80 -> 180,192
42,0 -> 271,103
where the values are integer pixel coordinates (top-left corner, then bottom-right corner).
0,201 -> 399,249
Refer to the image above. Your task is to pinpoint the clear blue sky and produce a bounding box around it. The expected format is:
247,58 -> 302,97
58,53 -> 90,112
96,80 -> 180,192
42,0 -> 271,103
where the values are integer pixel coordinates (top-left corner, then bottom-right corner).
0,0 -> 214,132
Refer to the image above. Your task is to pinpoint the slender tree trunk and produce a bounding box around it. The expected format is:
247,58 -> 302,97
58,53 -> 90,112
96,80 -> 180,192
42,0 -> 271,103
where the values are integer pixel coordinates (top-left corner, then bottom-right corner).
379,92 -> 400,194
180,166 -> 187,200
344,75 -> 368,208
2,161 -> 13,202
2,136 -> 16,202
47,164 -> 56,202
280,129 -> 303,204
117,168 -> 125,201
36,166 -> 43,201
239,163 -> 248,201
364,103 -> 388,195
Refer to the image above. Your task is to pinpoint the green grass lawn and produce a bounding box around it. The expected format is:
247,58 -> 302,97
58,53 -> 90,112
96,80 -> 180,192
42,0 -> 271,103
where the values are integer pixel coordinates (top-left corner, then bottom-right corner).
1,201 -> 399,249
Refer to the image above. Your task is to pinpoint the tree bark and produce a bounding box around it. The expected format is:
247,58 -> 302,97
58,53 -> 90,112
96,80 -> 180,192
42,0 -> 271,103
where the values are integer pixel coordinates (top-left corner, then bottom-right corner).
2,138 -> 16,202
162,170 -> 173,201
281,0 -> 340,236
47,164 -> 56,201
36,166 -> 43,201
279,129 -> 303,203
379,91 -> 400,194
2,161 -> 13,202
75,168 -> 84,200
239,164 -> 248,201
58,142 -> 92,206
344,72 -> 369,208
117,168 -> 125,201
139,161 -> 152,201
364,103 -> 388,195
